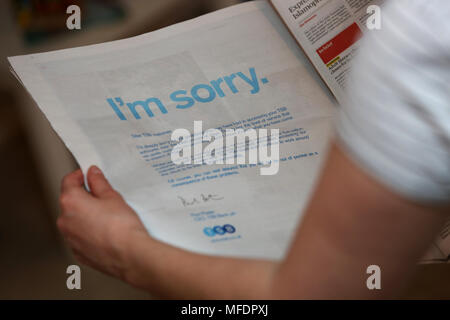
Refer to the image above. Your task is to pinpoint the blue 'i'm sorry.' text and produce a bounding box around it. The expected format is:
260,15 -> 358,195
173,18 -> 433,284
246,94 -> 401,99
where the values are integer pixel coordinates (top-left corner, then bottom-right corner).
106,67 -> 269,120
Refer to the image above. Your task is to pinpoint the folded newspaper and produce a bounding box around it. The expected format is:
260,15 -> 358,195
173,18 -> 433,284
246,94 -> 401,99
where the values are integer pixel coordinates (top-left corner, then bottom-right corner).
8,0 -> 449,262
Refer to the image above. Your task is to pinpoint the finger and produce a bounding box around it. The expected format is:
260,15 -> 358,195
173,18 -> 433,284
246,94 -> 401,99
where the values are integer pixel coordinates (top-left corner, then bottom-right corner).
87,166 -> 117,198
60,170 -> 92,213
61,169 -> 84,193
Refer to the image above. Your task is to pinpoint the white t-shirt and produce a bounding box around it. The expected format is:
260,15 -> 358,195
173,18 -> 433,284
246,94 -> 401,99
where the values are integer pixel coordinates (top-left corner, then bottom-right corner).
337,0 -> 450,204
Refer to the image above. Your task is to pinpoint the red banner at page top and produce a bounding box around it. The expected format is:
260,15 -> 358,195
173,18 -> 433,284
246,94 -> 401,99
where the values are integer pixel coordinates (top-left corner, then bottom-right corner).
316,23 -> 363,65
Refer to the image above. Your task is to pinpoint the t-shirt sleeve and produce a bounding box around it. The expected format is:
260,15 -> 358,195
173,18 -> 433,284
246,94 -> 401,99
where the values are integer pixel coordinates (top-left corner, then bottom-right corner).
336,1 -> 450,204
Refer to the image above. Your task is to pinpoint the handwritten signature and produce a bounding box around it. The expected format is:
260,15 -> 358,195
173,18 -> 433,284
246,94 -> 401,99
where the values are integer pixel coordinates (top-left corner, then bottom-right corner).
178,194 -> 224,207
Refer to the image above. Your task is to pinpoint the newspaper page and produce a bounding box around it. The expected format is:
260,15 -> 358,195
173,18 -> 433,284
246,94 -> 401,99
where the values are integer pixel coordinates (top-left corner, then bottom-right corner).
437,221 -> 450,262
422,220 -> 450,263
271,0 -> 385,103
8,1 -> 335,260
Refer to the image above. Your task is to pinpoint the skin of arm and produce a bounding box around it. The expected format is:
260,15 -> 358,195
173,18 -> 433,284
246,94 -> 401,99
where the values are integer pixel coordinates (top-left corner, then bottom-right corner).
57,141 -> 449,299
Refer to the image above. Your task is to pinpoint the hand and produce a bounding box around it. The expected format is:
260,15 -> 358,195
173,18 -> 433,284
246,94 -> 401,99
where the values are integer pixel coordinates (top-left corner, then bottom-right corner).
57,166 -> 149,280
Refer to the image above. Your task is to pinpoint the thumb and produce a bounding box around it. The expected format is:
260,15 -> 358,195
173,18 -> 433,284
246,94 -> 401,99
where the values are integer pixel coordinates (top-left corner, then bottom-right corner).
87,166 -> 117,198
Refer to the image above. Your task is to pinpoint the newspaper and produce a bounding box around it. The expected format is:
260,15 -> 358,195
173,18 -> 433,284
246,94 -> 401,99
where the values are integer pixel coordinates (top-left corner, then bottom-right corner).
8,1 -> 335,260
422,220 -> 450,263
271,0 -> 385,103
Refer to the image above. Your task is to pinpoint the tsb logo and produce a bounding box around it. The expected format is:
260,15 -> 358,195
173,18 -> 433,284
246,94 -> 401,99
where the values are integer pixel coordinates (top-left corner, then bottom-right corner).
203,224 -> 236,237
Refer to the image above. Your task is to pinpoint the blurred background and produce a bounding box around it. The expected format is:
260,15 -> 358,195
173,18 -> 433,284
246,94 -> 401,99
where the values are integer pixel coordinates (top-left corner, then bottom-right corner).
0,0 -> 448,299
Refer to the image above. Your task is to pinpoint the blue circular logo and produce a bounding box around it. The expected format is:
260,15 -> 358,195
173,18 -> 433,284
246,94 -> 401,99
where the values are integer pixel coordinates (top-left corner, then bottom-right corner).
203,227 -> 215,237
203,224 -> 236,237
223,224 -> 236,233
213,225 -> 226,235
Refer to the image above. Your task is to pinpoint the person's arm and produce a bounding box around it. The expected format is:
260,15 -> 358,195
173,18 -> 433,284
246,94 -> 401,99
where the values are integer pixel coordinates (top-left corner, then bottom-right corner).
57,141 -> 449,299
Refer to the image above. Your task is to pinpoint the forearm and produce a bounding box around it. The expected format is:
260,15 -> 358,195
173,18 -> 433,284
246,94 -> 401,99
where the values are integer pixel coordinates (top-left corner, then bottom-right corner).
122,231 -> 278,299
60,146 -> 450,300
